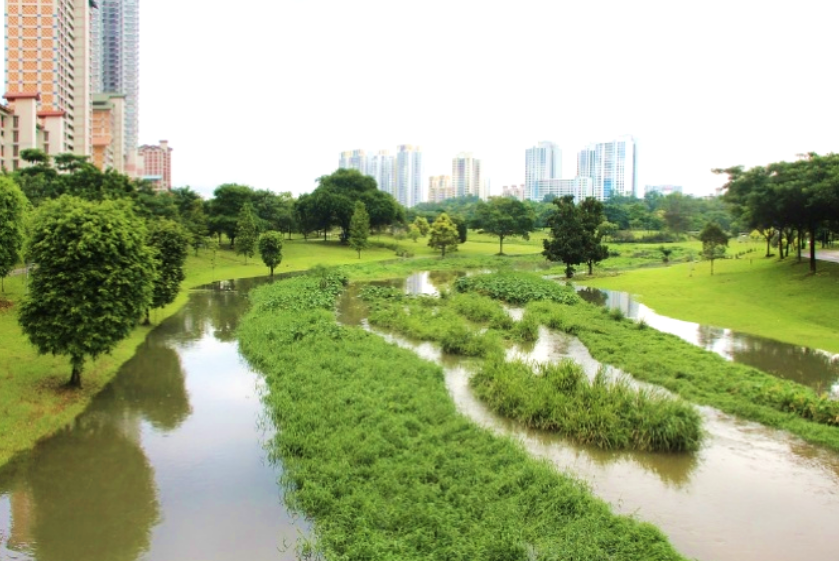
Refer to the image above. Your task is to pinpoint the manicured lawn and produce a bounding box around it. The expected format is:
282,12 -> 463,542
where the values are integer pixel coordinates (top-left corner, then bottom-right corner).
2,236 -> 535,468
578,254 -> 839,353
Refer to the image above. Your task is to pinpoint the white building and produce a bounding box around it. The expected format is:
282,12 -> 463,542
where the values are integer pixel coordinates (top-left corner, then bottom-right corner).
428,175 -> 454,203
367,150 -> 395,197
452,152 -> 481,198
577,136 -> 637,200
525,141 -> 562,201
537,177 -> 594,203
97,0 -> 140,175
338,149 -> 368,174
645,184 -> 682,196
396,144 -> 423,207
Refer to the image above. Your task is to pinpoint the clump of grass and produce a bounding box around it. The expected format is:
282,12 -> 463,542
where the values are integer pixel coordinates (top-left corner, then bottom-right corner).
237,275 -> 687,560
449,292 -> 514,330
471,358 -> 703,452
455,271 -> 579,305
511,312 -> 540,343
608,307 -> 625,321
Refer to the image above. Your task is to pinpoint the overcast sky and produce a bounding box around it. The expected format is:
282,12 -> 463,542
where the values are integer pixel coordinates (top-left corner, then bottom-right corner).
8,0 -> 839,198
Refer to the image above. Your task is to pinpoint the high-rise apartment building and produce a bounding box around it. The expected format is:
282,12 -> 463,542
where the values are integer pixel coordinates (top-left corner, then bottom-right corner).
537,177 -> 594,203
577,136 -> 637,200
367,150 -> 395,197
452,152 -> 481,199
525,141 -> 562,201
91,93 -> 125,172
395,145 -> 422,207
501,184 -> 525,201
138,140 -> 172,191
97,0 -> 139,173
338,149 -> 368,174
5,0 -> 95,156
428,175 -> 454,203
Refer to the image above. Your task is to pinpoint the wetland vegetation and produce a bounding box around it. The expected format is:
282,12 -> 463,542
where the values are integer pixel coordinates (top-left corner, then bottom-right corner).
238,272 -> 687,560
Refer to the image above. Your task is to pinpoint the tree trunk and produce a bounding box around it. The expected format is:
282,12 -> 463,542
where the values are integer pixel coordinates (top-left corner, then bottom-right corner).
324,230 -> 327,242
710,258 -> 715,275
499,236 -> 504,255
809,226 -> 817,273
270,266 -> 274,277
588,260 -> 594,275
765,235 -> 772,257
143,309 -> 151,326
69,355 -> 84,388
797,228 -> 803,262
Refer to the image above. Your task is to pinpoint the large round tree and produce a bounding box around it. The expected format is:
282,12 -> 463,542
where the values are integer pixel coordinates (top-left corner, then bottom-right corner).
19,196 -> 155,388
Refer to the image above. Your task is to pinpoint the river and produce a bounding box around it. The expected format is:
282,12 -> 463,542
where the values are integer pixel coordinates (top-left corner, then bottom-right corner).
0,278 -> 307,561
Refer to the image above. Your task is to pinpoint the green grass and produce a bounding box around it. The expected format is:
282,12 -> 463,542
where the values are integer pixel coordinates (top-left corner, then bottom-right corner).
472,358 -> 703,452
0,237 -> 455,468
237,273 -> 686,560
578,253 -> 839,353
524,300 -> 839,452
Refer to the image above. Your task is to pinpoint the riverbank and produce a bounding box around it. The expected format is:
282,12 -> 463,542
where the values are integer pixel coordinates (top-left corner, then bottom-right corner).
578,256 -> 839,353
0,239 -> 447,468
238,272 -> 687,560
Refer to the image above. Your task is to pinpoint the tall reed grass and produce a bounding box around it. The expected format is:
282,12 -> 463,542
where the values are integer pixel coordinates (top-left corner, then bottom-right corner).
472,358 -> 703,452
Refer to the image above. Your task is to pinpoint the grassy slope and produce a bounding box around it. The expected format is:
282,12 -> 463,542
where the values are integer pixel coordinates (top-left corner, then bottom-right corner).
0,236 -> 539,468
578,254 -> 839,353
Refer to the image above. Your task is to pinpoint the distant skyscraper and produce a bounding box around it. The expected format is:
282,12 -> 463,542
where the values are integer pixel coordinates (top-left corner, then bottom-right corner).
5,0 -> 95,155
139,140 -> 172,191
577,136 -> 637,200
452,152 -> 481,199
338,149 -> 368,174
501,184 -> 525,201
367,150 -> 395,197
98,0 -> 139,173
525,141 -> 562,201
396,145 -> 423,207
428,175 -> 454,203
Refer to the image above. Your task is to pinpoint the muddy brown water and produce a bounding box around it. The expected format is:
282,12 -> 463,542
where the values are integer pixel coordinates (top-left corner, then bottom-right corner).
576,286 -> 839,396
337,272 -> 839,561
0,277 -> 307,561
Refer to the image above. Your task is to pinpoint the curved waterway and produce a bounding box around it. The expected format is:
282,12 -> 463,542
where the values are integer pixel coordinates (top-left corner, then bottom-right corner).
338,271 -> 839,561
576,285 -> 839,395
0,277 -> 307,561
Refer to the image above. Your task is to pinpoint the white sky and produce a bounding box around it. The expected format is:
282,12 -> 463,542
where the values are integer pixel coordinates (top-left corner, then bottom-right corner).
7,0 -> 839,199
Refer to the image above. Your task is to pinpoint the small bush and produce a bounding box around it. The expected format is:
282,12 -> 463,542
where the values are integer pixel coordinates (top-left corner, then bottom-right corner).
454,271 -> 579,305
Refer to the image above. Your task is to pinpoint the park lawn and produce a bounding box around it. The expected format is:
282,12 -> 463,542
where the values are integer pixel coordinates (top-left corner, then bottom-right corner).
0,238 -> 447,468
578,255 -> 839,354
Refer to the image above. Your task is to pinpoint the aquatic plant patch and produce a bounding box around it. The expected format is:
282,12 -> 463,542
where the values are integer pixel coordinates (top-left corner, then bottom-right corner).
471,358 -> 703,452
524,300 -> 839,452
454,271 -> 579,305
238,274 -> 687,560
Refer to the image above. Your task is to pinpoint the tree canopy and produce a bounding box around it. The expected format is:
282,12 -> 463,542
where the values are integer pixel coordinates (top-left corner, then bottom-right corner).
18,196 -> 155,387
0,176 -> 28,292
349,201 -> 371,258
472,197 -> 536,254
428,213 -> 460,257
258,231 -> 284,276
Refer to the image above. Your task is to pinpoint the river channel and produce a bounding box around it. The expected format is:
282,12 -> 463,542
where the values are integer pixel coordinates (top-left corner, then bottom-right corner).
338,271 -> 839,561
576,286 -> 839,395
0,278 -> 306,561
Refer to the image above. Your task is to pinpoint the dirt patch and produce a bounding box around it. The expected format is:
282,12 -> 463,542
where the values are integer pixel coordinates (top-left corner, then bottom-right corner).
0,297 -> 13,311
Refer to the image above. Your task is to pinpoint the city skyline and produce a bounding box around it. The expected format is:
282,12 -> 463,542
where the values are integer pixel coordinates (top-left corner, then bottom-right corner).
3,0 -> 838,198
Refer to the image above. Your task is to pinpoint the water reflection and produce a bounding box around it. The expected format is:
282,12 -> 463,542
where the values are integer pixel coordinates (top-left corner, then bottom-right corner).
0,276 -> 306,561
576,286 -> 839,394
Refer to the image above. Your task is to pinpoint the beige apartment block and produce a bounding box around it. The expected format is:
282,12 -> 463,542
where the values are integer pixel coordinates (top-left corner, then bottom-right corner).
428,175 -> 454,203
139,140 -> 173,191
5,0 -> 94,156
91,93 -> 125,172
1,92 -> 50,171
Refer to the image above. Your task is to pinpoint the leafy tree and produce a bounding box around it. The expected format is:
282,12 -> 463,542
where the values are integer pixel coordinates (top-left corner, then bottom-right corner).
294,193 -> 320,241
542,196 -> 585,278
428,213 -> 460,257
408,224 -> 421,243
451,214 -> 469,243
235,201 -> 259,263
473,197 -> 536,254
0,177 -> 28,292
349,201 -> 371,258
146,219 -> 190,324
699,222 -> 729,275
659,246 -> 674,263
661,193 -> 693,236
413,216 -> 430,237
18,196 -> 155,387
207,183 -> 254,247
258,231 -> 284,276
579,198 -> 610,275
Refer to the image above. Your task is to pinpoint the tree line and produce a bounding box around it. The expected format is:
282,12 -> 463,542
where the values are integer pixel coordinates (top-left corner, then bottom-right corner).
715,153 -> 839,272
